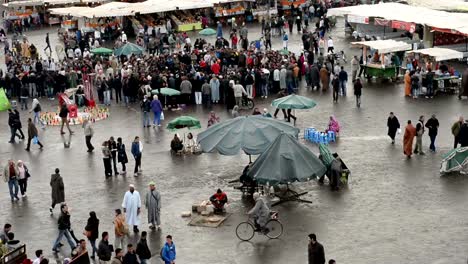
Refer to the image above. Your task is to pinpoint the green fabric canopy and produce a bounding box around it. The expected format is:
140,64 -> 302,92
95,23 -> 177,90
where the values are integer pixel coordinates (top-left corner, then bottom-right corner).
247,133 -> 326,186
114,42 -> 144,56
199,28 -> 216,36
90,47 -> 113,55
167,116 -> 201,131
152,88 -> 181,96
440,147 -> 468,174
0,88 -> 11,111
271,94 -> 317,109
319,143 -> 335,168
196,115 -> 299,155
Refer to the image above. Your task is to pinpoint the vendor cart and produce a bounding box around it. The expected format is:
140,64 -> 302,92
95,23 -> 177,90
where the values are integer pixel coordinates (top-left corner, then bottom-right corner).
406,48 -> 463,95
352,39 -> 412,82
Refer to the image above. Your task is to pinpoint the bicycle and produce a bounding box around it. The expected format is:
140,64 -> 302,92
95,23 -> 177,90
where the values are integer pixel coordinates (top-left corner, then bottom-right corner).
235,211 -> 283,241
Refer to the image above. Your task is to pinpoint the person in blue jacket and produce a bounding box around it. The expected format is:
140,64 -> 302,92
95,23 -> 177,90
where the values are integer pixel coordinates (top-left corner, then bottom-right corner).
150,95 -> 163,127
161,235 -> 176,264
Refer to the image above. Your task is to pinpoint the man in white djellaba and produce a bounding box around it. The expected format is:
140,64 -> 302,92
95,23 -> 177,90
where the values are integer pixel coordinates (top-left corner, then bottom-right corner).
122,184 -> 141,233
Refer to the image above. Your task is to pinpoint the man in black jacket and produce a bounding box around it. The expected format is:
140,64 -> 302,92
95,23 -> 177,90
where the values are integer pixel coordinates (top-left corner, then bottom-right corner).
123,244 -> 138,264
52,204 -> 76,253
136,231 -> 151,264
8,108 -> 25,143
98,232 -> 113,263
425,114 -> 439,152
308,233 -> 325,264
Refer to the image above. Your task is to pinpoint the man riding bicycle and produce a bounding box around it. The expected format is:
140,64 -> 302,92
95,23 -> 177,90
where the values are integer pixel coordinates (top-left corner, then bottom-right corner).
247,192 -> 270,232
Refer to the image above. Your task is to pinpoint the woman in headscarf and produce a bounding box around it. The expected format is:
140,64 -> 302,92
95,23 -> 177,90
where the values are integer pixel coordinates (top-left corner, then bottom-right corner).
404,70 -> 411,97
84,211 -> 99,259
16,160 -> 30,197
207,111 -> 220,127
327,116 -> 340,134
403,120 -> 416,158
30,98 -> 45,128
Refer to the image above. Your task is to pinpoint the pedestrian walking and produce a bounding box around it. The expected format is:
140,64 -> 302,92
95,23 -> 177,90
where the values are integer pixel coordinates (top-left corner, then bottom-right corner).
113,209 -> 128,251
353,78 -> 362,107
109,137 -> 119,176
25,118 -> 43,151
425,114 -> 439,152
283,32 -> 289,50
30,98 -> 45,128
84,211 -> 99,259
97,232 -> 113,264
44,33 -> 52,53
50,168 -> 65,214
8,108 -> 25,143
327,37 -> 334,53
161,235 -> 176,264
82,119 -> 94,152
102,141 -> 112,178
403,120 -> 416,159
117,137 -> 128,175
150,95 -> 163,127
414,115 -> 425,155
16,160 -> 30,197
59,104 -> 73,135
451,116 -> 464,148
350,56 -> 359,82
140,96 -> 151,128
460,68 -> 468,100
201,79 -> 212,107
131,136 -> 143,176
121,244 -> 138,264
122,184 -> 141,233
145,182 -> 161,230
387,112 -> 400,144
3,160 -> 20,202
319,66 -> 329,91
338,66 -> 348,96
52,204 -> 76,253
308,233 -> 325,264
331,75 -> 339,103
136,231 -> 151,264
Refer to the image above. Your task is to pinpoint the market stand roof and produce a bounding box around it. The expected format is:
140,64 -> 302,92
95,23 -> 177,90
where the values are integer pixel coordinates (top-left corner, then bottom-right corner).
406,48 -> 464,61
327,3 -> 468,36
49,0 -> 254,18
351,39 -> 412,53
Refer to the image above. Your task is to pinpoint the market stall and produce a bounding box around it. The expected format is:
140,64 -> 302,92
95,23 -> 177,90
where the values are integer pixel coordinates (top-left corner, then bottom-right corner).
171,10 -> 203,32
406,48 -> 463,94
351,39 -> 412,81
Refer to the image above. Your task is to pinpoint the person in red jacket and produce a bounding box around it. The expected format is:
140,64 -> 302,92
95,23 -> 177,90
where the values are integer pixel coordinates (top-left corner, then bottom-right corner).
211,60 -> 220,75
209,189 -> 228,214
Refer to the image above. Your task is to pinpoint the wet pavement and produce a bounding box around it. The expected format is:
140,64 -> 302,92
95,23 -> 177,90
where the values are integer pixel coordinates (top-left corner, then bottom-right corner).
1,18 -> 468,264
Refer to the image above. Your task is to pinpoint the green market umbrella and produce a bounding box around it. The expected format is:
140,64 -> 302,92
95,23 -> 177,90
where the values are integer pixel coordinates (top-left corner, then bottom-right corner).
440,147 -> 468,174
152,88 -> 181,96
199,28 -> 217,36
0,88 -> 11,111
247,133 -> 326,186
319,143 -> 335,168
167,116 -> 201,131
90,47 -> 113,55
280,49 -> 289,55
197,115 -> 299,156
114,42 -> 144,56
271,94 -> 317,109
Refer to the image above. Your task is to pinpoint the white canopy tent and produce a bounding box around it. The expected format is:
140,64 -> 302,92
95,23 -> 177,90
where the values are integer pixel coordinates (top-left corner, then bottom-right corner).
327,3 -> 468,36
351,39 -> 412,53
406,48 -> 464,61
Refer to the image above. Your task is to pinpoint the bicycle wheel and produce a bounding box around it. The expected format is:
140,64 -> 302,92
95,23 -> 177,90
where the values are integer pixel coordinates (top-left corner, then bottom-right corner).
236,222 -> 255,241
265,219 -> 283,239
247,99 -> 254,109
